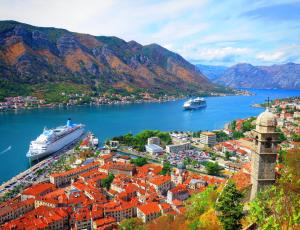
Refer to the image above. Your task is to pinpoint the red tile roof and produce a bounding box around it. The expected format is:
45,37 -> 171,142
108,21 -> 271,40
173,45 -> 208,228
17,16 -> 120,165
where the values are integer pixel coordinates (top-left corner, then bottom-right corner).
50,162 -> 99,178
94,217 -> 116,228
2,206 -> 68,229
149,175 -> 171,186
138,202 -> 161,215
231,163 -> 252,191
22,183 -> 55,197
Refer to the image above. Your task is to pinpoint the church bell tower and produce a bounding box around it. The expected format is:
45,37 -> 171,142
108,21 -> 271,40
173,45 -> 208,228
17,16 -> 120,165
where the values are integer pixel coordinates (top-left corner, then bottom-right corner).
250,108 -> 279,200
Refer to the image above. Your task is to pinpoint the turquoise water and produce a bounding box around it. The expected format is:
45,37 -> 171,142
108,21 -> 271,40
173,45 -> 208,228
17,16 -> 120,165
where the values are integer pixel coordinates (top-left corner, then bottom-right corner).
1,89 -> 300,183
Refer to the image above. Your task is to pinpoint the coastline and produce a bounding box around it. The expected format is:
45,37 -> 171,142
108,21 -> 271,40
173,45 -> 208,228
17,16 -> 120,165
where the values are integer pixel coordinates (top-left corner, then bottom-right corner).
0,89 -> 252,113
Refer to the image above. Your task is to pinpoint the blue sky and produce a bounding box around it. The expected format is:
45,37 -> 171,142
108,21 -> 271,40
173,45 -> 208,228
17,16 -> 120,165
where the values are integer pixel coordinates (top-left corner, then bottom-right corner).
0,0 -> 299,66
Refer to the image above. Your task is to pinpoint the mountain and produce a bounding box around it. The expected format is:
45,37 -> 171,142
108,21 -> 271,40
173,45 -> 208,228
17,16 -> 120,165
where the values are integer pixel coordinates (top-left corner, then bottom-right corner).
195,64 -> 228,80
214,63 -> 300,89
0,20 -> 225,100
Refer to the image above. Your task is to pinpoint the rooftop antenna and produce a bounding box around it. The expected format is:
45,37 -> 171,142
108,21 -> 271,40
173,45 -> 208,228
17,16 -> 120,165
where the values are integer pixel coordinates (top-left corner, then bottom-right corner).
265,97 -> 270,111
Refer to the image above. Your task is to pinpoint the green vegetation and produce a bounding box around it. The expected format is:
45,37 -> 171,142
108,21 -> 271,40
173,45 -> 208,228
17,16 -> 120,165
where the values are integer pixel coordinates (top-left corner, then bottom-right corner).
276,127 -> 287,143
112,130 -> 172,151
130,157 -> 148,167
216,180 -> 244,230
205,162 -> 222,176
101,173 -> 115,190
0,185 -> 23,203
214,130 -> 231,142
230,120 -> 236,131
185,186 -> 221,229
241,117 -> 256,132
225,151 -> 234,160
292,134 -> 300,142
232,131 -> 244,139
192,131 -> 202,138
37,83 -> 91,103
0,79 -> 32,101
186,186 -> 217,220
160,161 -> 172,175
119,218 -> 146,230
249,150 -> 300,229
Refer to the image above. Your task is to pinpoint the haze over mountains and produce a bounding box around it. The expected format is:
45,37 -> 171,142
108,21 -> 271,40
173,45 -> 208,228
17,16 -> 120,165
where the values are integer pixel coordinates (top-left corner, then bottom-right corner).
0,20 -> 226,98
196,63 -> 300,89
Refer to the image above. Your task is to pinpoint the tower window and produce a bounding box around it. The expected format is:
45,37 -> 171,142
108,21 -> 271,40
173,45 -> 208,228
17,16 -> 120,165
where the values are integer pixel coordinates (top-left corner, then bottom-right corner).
255,136 -> 258,145
265,137 -> 272,148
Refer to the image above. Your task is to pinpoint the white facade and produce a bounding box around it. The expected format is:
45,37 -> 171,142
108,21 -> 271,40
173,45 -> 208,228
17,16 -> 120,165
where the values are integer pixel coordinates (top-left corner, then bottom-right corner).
147,137 -> 161,145
200,132 -> 216,147
166,143 -> 191,154
145,144 -> 163,155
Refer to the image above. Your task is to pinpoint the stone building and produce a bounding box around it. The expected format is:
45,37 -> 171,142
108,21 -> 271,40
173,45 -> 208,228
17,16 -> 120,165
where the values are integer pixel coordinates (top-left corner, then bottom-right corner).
250,108 -> 279,200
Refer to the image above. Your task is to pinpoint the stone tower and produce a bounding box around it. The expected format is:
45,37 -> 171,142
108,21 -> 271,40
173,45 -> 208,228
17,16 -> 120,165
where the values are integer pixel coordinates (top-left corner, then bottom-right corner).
250,108 -> 279,200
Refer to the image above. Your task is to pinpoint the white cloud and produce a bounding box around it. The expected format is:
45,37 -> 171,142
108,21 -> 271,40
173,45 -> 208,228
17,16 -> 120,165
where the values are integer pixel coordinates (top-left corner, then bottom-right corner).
0,0 -> 299,66
256,45 -> 300,63
180,46 -> 252,65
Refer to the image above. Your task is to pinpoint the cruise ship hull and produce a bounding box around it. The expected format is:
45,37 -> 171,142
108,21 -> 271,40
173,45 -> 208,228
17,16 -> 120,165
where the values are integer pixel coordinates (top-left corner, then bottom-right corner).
183,104 -> 206,110
27,127 -> 84,161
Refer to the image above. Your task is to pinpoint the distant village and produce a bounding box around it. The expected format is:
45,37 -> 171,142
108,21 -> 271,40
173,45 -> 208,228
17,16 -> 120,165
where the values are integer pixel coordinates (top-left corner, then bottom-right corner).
0,96 -> 299,229
0,93 -> 180,111
0,88 -> 252,112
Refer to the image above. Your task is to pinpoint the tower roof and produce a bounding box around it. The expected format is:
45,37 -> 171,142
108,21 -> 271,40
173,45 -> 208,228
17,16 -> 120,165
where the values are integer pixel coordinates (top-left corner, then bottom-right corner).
256,109 -> 277,127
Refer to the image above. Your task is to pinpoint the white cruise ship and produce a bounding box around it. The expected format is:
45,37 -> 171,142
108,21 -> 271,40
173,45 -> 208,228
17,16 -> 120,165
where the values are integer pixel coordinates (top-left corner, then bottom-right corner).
27,119 -> 84,161
183,97 -> 206,110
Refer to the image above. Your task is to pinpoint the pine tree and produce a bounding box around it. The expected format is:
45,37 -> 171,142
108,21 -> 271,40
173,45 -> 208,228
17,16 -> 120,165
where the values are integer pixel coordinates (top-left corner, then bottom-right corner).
215,180 -> 244,230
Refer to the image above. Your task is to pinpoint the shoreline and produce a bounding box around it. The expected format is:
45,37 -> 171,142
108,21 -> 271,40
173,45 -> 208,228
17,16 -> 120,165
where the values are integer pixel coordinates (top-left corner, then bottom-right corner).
0,89 -> 252,113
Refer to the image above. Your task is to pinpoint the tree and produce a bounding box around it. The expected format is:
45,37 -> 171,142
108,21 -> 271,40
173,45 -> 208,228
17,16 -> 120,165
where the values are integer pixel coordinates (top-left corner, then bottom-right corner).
205,162 -> 222,175
215,131 -> 230,142
183,157 -> 192,166
160,161 -> 172,175
119,218 -> 145,230
101,173 -> 115,190
276,127 -> 287,142
230,120 -> 236,131
241,118 -> 255,132
186,186 -> 218,220
130,157 -> 148,167
232,131 -> 244,139
216,180 -> 244,230
249,149 -> 300,229
292,134 -> 300,142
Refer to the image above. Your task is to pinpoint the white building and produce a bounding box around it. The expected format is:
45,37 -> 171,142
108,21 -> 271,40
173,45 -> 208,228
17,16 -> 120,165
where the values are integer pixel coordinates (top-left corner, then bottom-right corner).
147,137 -> 160,145
145,144 -> 163,155
200,132 -> 216,147
166,143 -> 191,154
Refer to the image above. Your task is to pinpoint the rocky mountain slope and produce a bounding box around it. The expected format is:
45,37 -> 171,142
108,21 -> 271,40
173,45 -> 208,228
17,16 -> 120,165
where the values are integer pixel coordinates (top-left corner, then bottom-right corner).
195,64 -> 228,80
0,20 -> 225,99
215,63 -> 300,89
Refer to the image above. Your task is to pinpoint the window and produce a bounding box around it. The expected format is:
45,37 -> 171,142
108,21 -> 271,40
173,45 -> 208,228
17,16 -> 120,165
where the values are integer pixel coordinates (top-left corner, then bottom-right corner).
265,137 -> 272,148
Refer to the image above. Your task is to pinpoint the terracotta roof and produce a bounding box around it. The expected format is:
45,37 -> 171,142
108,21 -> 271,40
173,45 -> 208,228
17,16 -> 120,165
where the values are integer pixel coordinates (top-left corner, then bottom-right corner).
149,175 -> 171,186
201,132 -> 216,136
50,162 -> 99,178
22,183 -> 55,197
2,206 -> 68,229
0,198 -> 34,216
169,184 -> 188,194
94,217 -> 116,227
138,202 -> 161,215
231,163 -> 252,191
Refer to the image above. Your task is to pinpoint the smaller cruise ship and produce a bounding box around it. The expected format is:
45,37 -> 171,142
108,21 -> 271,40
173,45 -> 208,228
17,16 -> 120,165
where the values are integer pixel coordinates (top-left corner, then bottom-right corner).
183,97 -> 206,110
